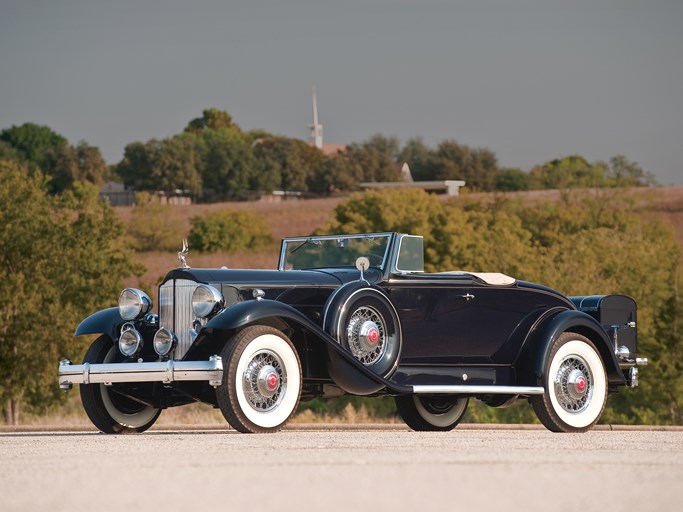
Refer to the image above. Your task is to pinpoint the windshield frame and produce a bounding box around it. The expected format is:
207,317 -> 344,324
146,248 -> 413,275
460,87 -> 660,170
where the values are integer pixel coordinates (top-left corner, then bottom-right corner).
278,232 -> 395,271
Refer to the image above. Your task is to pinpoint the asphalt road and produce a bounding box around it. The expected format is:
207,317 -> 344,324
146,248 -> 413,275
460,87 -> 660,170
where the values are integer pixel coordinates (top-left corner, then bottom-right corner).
2,427 -> 682,512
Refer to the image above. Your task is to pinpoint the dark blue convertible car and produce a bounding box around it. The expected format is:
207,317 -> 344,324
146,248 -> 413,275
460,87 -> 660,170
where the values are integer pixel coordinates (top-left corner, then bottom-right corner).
59,232 -> 647,433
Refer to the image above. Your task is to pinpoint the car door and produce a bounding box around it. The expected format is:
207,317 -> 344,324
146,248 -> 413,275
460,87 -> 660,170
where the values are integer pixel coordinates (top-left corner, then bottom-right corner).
383,274 -> 549,365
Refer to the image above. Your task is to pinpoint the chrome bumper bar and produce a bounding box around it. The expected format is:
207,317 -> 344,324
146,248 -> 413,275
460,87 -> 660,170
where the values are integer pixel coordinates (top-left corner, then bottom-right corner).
58,355 -> 223,390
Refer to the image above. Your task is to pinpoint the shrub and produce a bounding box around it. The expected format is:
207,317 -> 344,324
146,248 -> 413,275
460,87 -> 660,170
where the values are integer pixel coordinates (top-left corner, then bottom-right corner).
188,209 -> 271,252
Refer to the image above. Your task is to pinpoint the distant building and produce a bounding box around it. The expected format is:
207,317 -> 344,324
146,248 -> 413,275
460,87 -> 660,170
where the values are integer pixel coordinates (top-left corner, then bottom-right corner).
99,182 -> 135,206
361,162 -> 466,196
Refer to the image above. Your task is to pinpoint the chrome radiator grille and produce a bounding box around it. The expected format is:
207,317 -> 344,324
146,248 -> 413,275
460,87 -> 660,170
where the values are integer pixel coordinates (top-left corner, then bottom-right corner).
159,279 -> 198,360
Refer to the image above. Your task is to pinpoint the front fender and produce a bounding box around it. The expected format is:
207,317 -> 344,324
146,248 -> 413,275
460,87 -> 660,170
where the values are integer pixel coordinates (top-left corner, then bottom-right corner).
74,307 -> 124,339
205,299 -> 310,331
200,299 -> 411,395
517,309 -> 625,387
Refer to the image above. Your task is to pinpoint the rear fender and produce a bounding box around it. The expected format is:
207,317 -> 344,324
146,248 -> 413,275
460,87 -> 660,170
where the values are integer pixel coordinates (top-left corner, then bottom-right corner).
516,309 -> 625,387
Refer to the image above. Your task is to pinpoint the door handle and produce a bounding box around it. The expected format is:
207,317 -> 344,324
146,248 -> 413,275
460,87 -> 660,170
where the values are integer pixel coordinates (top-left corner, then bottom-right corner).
457,293 -> 475,301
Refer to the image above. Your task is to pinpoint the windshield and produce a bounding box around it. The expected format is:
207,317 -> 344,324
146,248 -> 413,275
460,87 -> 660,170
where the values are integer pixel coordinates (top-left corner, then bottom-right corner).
279,233 -> 392,271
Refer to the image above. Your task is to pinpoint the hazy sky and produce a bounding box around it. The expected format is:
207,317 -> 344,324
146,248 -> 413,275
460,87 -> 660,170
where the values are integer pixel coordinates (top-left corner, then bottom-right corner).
1,0 -> 682,184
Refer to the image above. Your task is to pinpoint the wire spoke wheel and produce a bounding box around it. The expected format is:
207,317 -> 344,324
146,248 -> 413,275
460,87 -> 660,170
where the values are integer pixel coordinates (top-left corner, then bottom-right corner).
241,349 -> 287,413
346,305 -> 387,365
217,325 -> 302,433
531,332 -> 607,433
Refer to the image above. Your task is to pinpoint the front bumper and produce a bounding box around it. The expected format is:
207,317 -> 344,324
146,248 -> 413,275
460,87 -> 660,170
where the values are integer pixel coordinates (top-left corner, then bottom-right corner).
58,356 -> 223,390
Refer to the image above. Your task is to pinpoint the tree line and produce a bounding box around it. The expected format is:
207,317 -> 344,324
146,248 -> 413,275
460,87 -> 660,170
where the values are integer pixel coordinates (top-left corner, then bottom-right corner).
1,108 -> 655,202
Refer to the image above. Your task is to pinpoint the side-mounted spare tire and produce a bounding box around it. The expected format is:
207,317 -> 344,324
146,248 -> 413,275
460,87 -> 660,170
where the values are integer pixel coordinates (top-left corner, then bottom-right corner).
324,285 -> 402,378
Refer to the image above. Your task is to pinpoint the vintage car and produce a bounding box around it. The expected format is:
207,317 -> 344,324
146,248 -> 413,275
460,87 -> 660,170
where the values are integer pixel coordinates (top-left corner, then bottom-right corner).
59,232 -> 647,434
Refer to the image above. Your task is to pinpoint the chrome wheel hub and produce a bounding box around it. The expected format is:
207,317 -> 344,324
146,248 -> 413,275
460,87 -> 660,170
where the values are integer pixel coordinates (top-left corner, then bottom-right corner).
566,369 -> 588,400
256,365 -> 281,398
242,350 -> 286,412
346,306 -> 386,365
554,355 -> 593,413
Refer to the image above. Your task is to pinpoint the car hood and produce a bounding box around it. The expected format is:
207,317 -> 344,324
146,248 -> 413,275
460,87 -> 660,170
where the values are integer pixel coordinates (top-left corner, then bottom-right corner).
162,267 -> 344,288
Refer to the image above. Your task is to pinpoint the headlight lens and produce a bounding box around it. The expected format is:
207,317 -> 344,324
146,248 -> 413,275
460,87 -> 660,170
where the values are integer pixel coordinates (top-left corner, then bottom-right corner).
119,288 -> 152,321
192,285 -> 224,318
119,328 -> 143,357
153,327 -> 177,356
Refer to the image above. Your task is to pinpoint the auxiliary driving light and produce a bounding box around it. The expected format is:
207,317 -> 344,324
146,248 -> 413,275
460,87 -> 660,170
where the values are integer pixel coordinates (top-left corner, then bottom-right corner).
153,327 -> 177,356
119,327 -> 143,357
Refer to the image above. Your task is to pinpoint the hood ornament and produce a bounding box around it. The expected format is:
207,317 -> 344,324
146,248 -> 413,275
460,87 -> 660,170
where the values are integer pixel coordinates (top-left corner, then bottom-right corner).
177,239 -> 190,269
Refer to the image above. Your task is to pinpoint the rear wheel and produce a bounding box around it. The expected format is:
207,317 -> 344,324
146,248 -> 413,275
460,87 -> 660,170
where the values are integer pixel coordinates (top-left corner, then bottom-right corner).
79,335 -> 161,434
217,326 -> 302,433
395,395 -> 468,431
530,332 -> 607,433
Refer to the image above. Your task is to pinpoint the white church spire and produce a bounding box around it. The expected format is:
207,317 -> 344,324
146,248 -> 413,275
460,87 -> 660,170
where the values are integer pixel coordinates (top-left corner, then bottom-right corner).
309,86 -> 323,149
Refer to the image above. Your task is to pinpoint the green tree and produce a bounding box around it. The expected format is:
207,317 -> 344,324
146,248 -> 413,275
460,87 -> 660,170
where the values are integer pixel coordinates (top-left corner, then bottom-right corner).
184,108 -> 239,134
0,140 -> 20,162
41,141 -> 107,193
0,123 -> 67,164
345,136 -> 403,183
428,140 -> 498,191
495,167 -> 530,191
307,152 -> 362,195
398,137 -> 432,181
529,155 -> 608,192
0,161 -> 138,424
198,129 -> 258,201
606,155 -> 657,187
117,136 -> 203,197
253,136 -> 324,192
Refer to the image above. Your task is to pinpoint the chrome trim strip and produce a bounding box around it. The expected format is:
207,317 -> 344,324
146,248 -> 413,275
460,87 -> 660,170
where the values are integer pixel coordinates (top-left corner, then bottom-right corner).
58,356 -> 223,388
412,384 -> 545,395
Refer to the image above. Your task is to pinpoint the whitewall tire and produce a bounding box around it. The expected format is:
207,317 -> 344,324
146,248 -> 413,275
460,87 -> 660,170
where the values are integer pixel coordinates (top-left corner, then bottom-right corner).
531,332 -> 607,433
217,326 -> 302,433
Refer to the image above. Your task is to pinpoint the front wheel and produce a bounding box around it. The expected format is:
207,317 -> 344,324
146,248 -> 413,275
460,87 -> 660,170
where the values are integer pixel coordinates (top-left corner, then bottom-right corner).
79,335 -> 161,434
395,395 -> 468,431
530,332 -> 607,433
217,326 -> 302,433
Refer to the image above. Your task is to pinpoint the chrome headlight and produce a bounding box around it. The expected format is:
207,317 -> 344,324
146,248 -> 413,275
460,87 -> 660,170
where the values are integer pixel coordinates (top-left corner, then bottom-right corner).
119,328 -> 143,357
192,284 -> 224,318
119,288 -> 152,321
153,327 -> 177,356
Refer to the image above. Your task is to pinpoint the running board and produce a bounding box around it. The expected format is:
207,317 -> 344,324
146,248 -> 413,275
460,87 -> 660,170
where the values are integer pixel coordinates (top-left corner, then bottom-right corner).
412,385 -> 545,395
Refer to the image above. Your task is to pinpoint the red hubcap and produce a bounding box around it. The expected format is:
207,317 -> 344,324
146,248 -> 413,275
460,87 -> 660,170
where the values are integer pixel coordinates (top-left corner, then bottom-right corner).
575,375 -> 587,393
266,372 -> 278,390
367,327 -> 379,344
